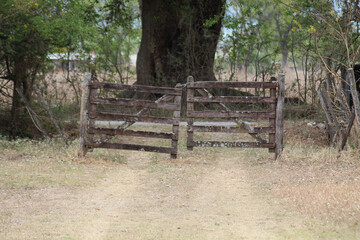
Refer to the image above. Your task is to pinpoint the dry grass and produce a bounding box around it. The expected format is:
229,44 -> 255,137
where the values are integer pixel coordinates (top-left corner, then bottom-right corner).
1,121 -> 360,239
92,121 -> 360,227
243,121 -> 360,227
0,137 -> 124,190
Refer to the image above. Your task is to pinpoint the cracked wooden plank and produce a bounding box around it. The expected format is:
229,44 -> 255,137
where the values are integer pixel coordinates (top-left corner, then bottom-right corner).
193,141 -> 275,148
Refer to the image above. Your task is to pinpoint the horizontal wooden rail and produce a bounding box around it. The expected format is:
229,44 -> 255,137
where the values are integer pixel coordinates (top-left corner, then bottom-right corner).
192,86 -> 268,143
188,111 -> 275,118
91,97 -> 179,110
89,112 -> 177,125
185,75 -> 284,159
86,142 -> 176,154
89,82 -> 182,95
190,126 -> 275,134
188,96 -> 276,103
88,127 -> 174,139
192,141 -> 275,148
79,78 -> 182,159
187,81 -> 278,89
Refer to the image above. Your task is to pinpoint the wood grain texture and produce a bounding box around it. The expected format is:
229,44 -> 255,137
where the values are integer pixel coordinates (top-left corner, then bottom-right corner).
190,125 -> 274,133
89,82 -> 182,95
187,96 -> 276,103
275,73 -> 285,159
78,73 -> 91,157
89,112 -> 175,124
86,142 -> 176,154
188,81 -> 278,89
88,127 -> 174,139
194,141 -> 275,148
188,111 -> 275,118
82,80 -> 182,158
90,97 -> 180,110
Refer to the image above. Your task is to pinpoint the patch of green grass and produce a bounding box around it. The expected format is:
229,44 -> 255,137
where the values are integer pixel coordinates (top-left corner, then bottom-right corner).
91,149 -> 127,164
59,236 -> 75,240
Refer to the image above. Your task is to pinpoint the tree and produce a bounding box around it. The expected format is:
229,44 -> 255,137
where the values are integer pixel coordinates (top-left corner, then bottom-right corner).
89,0 -> 140,84
222,0 -> 279,81
0,0 -> 88,137
135,0 -> 226,86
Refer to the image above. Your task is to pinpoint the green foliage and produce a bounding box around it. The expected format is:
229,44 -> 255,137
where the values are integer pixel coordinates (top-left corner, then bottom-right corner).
0,0 -> 88,63
83,0 -> 141,83
0,0 -> 141,138
1,0 -> 359,138
219,0 -> 282,81
218,0 -> 360,105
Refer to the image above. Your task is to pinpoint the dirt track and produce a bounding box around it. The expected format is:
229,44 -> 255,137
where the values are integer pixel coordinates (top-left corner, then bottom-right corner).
1,148 -> 303,240
2,122 -> 360,239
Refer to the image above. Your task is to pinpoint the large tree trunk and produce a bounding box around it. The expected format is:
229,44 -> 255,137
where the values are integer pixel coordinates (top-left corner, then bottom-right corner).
136,0 -> 225,87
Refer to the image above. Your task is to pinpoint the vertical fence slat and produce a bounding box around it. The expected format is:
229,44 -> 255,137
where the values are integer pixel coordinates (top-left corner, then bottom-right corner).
186,76 -> 195,150
87,80 -> 98,150
78,73 -> 91,157
171,88 -> 182,159
275,73 -> 285,159
269,86 -> 276,153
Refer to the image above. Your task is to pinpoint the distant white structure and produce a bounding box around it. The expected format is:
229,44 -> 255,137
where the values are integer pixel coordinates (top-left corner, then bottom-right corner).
48,51 -> 97,71
130,54 -> 137,66
48,51 -> 137,71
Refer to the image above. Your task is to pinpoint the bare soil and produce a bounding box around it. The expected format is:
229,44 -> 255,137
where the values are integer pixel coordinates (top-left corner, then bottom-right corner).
0,151 -> 294,239
1,122 -> 360,239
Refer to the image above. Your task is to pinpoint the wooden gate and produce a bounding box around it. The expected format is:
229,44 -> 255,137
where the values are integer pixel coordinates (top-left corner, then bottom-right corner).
78,74 -> 182,158
186,75 -> 285,158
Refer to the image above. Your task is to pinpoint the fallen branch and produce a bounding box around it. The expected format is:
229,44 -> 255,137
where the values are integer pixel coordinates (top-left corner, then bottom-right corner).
33,85 -> 68,145
16,88 -> 50,141
339,108 -> 356,151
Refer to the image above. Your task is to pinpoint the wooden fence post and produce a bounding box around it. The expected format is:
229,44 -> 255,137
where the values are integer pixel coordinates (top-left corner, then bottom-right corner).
186,76 -> 194,150
269,83 -> 277,153
275,73 -> 285,159
348,68 -> 360,129
78,73 -> 91,157
87,85 -> 98,150
171,84 -> 182,159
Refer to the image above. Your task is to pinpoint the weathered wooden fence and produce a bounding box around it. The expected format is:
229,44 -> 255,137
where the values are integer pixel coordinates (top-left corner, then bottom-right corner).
186,75 -> 285,158
78,74 -> 182,158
